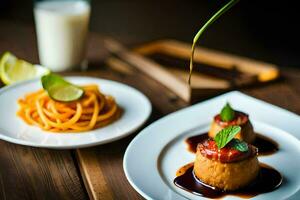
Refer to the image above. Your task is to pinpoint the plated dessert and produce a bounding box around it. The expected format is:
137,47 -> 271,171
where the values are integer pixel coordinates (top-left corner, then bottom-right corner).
194,138 -> 259,191
123,91 -> 300,200
174,125 -> 282,198
208,103 -> 255,143
186,103 -> 278,156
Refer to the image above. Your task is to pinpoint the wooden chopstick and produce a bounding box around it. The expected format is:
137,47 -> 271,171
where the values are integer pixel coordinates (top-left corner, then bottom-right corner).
103,38 -> 191,101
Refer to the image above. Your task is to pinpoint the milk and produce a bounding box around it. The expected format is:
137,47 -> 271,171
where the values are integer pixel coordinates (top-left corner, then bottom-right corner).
34,1 -> 90,72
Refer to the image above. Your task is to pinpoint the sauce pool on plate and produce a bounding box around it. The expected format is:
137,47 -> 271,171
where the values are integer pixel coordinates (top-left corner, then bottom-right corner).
174,163 -> 282,199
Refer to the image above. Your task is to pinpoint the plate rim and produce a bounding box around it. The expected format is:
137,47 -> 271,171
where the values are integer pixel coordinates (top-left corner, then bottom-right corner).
123,90 -> 300,200
0,76 -> 152,149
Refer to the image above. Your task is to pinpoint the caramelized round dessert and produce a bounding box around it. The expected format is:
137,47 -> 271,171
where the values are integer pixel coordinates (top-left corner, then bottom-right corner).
194,139 -> 259,191
208,111 -> 255,143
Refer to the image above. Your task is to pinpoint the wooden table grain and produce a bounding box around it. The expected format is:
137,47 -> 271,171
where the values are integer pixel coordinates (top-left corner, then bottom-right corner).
0,20 -> 300,200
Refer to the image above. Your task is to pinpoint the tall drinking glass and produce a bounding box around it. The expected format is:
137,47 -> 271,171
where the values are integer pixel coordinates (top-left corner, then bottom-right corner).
34,0 -> 91,72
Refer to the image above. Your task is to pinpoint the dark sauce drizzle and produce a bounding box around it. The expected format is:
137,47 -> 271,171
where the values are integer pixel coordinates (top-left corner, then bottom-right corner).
174,163 -> 282,199
185,132 -> 278,156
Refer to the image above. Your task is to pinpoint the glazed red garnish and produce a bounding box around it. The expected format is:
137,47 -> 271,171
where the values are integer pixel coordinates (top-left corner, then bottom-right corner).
214,111 -> 249,127
198,139 -> 257,163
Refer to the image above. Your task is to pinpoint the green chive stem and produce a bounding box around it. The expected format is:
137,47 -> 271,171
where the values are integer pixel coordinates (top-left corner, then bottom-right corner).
188,0 -> 240,84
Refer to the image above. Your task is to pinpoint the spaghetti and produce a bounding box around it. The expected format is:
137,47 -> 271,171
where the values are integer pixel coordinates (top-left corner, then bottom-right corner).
17,85 -> 120,132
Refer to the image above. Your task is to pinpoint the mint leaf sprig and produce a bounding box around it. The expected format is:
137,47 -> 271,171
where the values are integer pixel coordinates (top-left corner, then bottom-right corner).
231,138 -> 248,152
220,102 -> 235,122
214,125 -> 241,149
214,125 -> 249,152
188,0 -> 240,84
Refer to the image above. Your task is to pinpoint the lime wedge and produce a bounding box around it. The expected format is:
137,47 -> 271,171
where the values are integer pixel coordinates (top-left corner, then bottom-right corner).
41,74 -> 84,102
0,52 -> 50,85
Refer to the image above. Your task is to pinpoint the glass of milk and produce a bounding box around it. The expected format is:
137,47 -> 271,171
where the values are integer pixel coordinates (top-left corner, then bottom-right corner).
34,0 -> 91,72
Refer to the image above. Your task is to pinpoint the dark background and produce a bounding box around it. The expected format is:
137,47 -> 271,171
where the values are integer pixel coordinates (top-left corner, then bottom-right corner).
0,0 -> 299,68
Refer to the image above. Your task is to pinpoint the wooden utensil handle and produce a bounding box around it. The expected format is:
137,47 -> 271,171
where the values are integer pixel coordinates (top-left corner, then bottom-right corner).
104,39 -> 191,101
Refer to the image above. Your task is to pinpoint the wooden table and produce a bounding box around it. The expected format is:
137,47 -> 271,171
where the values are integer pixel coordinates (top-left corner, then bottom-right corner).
1,20 -> 300,200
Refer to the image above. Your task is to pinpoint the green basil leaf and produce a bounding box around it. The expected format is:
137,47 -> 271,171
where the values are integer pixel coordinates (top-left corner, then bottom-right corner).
214,125 -> 241,149
231,138 -> 249,152
220,103 -> 235,122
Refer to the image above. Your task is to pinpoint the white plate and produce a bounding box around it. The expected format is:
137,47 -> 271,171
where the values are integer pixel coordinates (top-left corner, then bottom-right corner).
124,91 -> 300,200
0,76 -> 151,149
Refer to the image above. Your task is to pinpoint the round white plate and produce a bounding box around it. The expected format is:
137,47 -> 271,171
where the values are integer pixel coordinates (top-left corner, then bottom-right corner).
0,76 -> 151,149
124,91 -> 300,200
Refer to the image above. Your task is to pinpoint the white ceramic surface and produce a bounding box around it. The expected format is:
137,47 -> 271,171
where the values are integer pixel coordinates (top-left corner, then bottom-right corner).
124,91 -> 300,200
0,76 -> 151,149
